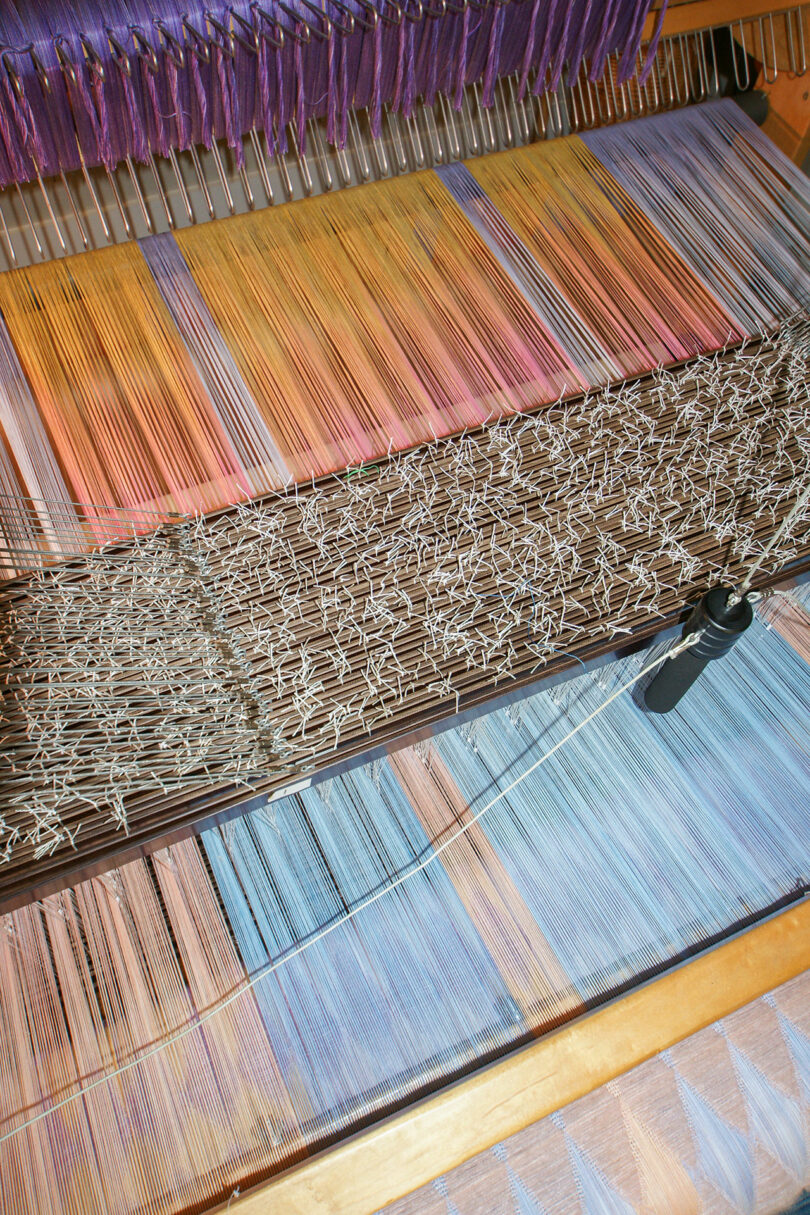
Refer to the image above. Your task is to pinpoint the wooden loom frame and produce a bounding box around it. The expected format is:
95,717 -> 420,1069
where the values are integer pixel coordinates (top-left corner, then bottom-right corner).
223,898 -> 810,1214
1,1 -> 806,1211
642,0 -> 803,39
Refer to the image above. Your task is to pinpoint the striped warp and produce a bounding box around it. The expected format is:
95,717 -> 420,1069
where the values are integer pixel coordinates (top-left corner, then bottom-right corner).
1,586 -> 809,1213
1,100 -> 808,566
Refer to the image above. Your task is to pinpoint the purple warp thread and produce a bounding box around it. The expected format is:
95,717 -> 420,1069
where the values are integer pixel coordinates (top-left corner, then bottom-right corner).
0,0 -> 667,187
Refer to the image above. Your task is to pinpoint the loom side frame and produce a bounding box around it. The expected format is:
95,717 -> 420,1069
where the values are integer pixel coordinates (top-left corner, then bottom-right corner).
642,0 -> 801,38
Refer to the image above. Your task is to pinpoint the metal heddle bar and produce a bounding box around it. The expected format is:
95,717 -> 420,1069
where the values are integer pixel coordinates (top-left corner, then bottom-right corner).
0,8 -> 803,271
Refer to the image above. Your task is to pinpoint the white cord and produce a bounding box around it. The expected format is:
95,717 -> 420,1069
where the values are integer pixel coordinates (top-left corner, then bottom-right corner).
730,481 -> 810,604
0,629 -> 701,1147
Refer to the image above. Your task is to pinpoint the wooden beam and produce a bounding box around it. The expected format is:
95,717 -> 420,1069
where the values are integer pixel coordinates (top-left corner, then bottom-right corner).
222,898 -> 810,1215
642,0 -> 800,41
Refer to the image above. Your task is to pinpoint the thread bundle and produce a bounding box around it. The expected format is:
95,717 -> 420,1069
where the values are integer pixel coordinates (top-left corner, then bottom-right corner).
2,100 -> 808,569
0,0 -> 666,189
1,592 -> 809,1214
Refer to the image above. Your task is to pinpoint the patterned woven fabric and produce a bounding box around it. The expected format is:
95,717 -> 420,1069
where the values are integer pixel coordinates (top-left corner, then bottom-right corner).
379,970 -> 810,1215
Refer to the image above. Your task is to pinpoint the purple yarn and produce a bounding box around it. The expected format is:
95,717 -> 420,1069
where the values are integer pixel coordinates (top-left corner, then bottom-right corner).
567,0 -> 596,82
369,18 -> 383,137
294,37 -> 306,148
589,0 -> 621,79
258,32 -> 275,152
639,0 -> 669,83
338,24 -> 349,145
189,41 -> 212,147
536,0 -> 564,88
481,5 -> 505,107
0,74 -> 32,182
164,49 -> 190,149
90,64 -> 116,167
550,0 -> 580,87
424,9 -> 441,106
216,43 -> 244,164
141,58 -> 171,158
402,16 -> 416,117
517,0 -> 543,99
69,49 -> 111,164
391,14 -> 405,111
326,23 -> 338,142
1,62 -> 44,175
453,4 -> 470,110
0,0 -> 667,186
275,38 -> 290,153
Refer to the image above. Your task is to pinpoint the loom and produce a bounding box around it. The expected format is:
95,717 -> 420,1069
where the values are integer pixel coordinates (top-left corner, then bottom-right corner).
0,1 -> 809,1212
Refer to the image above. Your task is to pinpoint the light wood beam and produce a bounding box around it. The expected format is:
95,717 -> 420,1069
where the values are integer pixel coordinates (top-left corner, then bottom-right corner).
222,898 -> 810,1215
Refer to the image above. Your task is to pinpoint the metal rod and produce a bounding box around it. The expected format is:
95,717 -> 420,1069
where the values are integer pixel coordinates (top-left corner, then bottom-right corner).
576,68 -> 596,127
275,131 -> 295,200
631,53 -> 647,115
678,33 -> 696,102
473,82 -> 496,152
290,120 -> 314,195
607,53 -> 627,119
678,35 -> 692,102
592,63 -> 611,122
509,73 -> 531,143
404,111 -> 426,167
209,139 -> 235,213
366,109 -> 390,176
168,148 -> 194,223
531,73 -> 548,137
706,27 -> 720,97
83,163 -> 112,241
549,82 -> 563,134
566,72 -> 582,131
693,30 -> 709,101
556,79 -> 572,134
385,105 -> 409,172
0,198 -> 17,264
662,39 -> 678,106
656,44 -> 674,108
239,161 -> 256,208
438,91 -> 462,160
250,127 -> 275,202
420,101 -> 444,163
125,157 -> 152,232
189,144 -> 216,218
494,76 -> 513,146
59,170 -> 88,248
786,8 -> 800,74
758,13 -> 778,83
307,119 -> 333,191
790,6 -> 807,75
15,183 -> 44,258
733,20 -> 751,91
347,109 -> 372,180
35,169 -> 66,250
148,152 -> 175,228
646,46 -> 660,110
459,89 -> 481,156
333,138 -> 353,188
